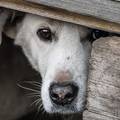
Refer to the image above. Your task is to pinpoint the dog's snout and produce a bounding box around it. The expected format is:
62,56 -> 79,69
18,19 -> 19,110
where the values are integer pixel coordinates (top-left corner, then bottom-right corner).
49,83 -> 78,106
54,71 -> 72,82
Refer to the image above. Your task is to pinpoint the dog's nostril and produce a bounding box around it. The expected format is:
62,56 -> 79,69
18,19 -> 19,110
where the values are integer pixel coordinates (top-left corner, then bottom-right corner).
65,93 -> 73,99
49,83 -> 78,106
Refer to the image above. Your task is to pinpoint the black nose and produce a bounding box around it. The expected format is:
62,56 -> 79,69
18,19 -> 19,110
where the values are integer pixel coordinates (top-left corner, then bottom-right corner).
49,83 -> 78,106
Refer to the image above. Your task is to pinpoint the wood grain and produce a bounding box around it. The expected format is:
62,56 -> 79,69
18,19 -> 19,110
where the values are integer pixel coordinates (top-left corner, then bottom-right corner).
0,0 -> 120,33
83,37 -> 120,120
0,1 -> 120,120
26,0 -> 120,25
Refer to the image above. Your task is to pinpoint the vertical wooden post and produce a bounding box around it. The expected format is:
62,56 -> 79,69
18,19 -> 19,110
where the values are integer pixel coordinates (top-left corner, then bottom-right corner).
83,37 -> 120,120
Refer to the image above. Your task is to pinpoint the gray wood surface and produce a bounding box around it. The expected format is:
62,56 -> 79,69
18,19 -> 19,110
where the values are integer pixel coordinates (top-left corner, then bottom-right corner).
0,1 -> 120,120
26,0 -> 120,24
83,36 -> 120,120
0,0 -> 120,33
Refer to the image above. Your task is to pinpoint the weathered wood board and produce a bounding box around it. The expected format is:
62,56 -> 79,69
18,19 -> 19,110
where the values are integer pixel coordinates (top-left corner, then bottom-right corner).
0,1 -> 120,120
83,36 -> 120,120
0,0 -> 120,33
26,0 -> 120,25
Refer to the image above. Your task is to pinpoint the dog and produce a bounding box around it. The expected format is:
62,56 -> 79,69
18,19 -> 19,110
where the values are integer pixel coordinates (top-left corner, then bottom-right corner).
1,8 -> 111,120
13,13 -> 92,114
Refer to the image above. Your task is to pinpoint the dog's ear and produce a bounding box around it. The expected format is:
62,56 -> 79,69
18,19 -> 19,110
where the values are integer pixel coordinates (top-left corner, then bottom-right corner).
0,8 -> 10,45
4,11 -> 25,39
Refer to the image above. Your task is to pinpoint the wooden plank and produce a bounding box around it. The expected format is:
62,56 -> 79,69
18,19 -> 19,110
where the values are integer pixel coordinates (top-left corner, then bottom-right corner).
84,111 -> 116,120
26,0 -> 120,25
0,1 -> 120,119
0,0 -> 120,33
83,36 -> 120,120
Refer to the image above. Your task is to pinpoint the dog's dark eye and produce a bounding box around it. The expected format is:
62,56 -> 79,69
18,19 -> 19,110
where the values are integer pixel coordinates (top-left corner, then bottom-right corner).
37,28 -> 52,42
90,29 -> 109,42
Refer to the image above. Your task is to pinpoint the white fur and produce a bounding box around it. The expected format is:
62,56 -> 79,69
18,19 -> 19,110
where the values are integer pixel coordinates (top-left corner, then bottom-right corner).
15,14 -> 92,114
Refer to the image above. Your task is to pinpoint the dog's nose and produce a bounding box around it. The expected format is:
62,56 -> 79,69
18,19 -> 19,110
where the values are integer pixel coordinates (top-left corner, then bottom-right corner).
49,83 -> 78,106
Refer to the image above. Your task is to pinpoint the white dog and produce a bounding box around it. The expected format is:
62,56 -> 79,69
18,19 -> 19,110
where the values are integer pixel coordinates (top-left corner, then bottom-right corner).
13,14 -> 92,114
0,8 -> 112,119
1,9 -> 109,120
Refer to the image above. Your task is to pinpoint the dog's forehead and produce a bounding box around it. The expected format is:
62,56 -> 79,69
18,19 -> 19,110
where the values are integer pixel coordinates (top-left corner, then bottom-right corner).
24,14 -> 62,30
23,14 -> 90,38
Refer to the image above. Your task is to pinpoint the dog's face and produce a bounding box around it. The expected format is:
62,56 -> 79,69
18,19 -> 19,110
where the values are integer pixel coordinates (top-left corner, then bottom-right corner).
15,14 -> 92,114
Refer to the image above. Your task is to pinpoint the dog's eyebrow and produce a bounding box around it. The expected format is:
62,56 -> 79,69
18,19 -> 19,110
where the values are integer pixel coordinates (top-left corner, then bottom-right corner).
47,18 -> 63,27
47,19 -> 54,25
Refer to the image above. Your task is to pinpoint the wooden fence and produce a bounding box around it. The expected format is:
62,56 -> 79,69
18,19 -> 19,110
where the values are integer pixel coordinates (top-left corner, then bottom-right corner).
84,36 -> 120,120
0,0 -> 120,120
0,0 -> 120,33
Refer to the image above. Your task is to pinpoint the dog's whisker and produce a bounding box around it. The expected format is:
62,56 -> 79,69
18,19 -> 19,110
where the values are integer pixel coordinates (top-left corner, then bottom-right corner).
27,93 -> 40,96
21,81 -> 42,89
27,94 -> 41,98
27,92 -> 40,94
36,99 -> 42,106
40,105 -> 45,114
23,81 -> 41,85
35,100 -> 42,107
31,100 -> 37,106
17,83 -> 40,93
31,84 -> 41,88
31,98 -> 41,107
27,92 -> 40,96
38,103 -> 43,109
38,103 -> 44,112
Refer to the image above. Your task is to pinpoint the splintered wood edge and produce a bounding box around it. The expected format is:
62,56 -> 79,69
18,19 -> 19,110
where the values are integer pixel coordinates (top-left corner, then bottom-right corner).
0,0 -> 120,33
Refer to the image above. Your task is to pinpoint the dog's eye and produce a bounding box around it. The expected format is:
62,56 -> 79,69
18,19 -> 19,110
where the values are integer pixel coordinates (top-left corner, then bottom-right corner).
91,29 -> 109,42
37,28 -> 52,42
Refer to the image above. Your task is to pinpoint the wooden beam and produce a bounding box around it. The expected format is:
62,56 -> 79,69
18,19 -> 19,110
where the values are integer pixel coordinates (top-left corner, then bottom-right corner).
0,0 -> 120,33
27,0 -> 120,25
0,1 -> 120,120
